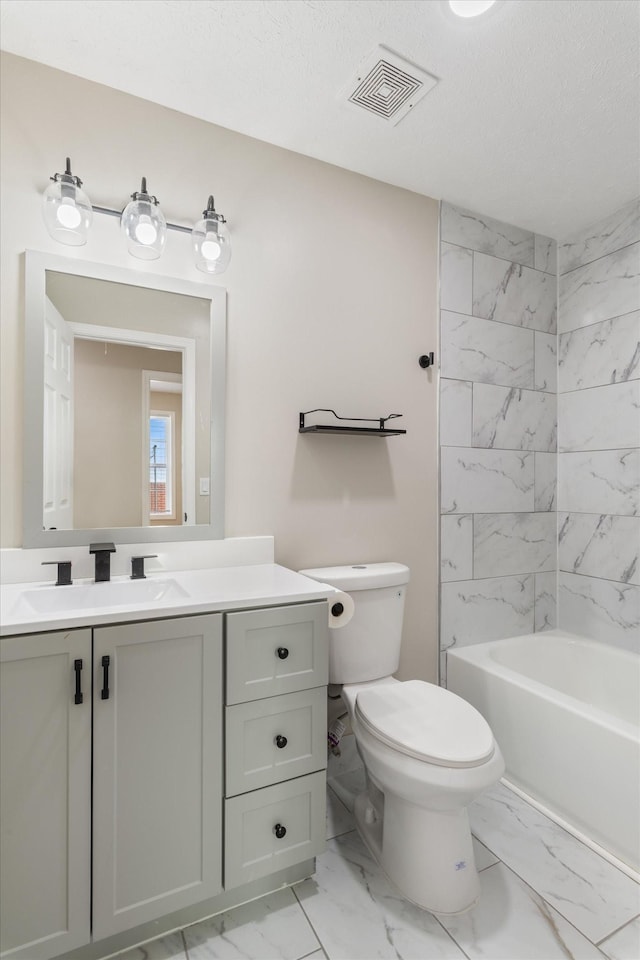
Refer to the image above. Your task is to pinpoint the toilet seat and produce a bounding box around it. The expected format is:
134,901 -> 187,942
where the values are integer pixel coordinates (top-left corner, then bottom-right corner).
354,679 -> 495,768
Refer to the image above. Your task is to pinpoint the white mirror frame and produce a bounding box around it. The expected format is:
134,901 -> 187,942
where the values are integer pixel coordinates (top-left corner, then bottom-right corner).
23,250 -> 226,547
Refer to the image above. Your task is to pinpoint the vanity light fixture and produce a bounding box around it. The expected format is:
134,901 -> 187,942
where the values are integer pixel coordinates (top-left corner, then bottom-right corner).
192,196 -> 232,274
121,177 -> 167,260
41,158 -> 231,273
447,0 -> 497,16
42,157 -> 93,246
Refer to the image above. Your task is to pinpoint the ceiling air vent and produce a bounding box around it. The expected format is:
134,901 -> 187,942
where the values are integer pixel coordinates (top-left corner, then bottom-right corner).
344,45 -> 439,126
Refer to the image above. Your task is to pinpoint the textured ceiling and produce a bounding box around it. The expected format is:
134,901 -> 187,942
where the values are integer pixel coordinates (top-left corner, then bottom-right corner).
1,0 -> 639,237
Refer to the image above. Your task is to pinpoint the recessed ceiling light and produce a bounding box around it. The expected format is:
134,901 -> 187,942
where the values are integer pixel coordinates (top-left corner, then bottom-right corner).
448,0 -> 497,17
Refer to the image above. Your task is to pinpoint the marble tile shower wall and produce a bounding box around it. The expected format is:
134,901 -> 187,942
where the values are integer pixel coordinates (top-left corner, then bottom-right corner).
557,198 -> 640,652
439,202 -> 558,667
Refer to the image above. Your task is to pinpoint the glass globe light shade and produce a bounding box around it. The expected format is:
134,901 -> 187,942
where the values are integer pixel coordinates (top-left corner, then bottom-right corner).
192,196 -> 231,274
42,159 -> 93,246
121,178 -> 166,260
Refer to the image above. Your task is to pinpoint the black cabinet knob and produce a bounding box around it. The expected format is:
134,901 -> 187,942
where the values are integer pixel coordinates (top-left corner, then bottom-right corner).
331,602 -> 344,617
274,823 -> 287,839
276,647 -> 289,660
275,734 -> 288,749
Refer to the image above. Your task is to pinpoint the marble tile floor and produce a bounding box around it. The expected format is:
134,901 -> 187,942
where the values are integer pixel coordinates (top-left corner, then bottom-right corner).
114,769 -> 639,960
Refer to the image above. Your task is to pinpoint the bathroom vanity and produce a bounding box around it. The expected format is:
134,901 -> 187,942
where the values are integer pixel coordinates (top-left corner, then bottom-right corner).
0,563 -> 330,960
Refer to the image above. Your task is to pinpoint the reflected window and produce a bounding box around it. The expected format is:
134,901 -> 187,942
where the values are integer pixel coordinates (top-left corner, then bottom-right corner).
149,412 -> 174,519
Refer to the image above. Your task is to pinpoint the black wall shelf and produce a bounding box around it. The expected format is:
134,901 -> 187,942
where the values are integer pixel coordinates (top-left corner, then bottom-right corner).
299,409 -> 406,437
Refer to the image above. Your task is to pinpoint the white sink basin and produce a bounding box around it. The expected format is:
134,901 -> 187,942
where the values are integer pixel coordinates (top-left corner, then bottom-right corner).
11,578 -> 190,616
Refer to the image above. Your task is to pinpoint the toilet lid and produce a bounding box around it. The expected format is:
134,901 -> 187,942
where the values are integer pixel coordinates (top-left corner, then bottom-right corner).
354,680 -> 495,767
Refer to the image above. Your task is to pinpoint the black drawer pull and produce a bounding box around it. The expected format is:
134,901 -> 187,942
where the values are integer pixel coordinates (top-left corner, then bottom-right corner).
276,647 -> 289,660
101,655 -> 110,700
274,823 -> 287,839
275,734 -> 288,749
73,659 -> 83,705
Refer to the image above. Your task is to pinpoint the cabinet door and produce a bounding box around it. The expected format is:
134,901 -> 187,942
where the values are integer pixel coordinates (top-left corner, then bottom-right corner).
0,630 -> 91,960
226,602 -> 328,704
92,614 -> 223,940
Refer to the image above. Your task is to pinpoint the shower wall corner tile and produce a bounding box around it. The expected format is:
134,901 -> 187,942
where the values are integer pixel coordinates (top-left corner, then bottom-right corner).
558,512 -> 640,585
558,572 -> 640,651
441,513 -> 473,583
534,571 -> 557,631
472,384 -> 557,452
534,451 -> 557,511
440,310 -> 534,388
440,242 -> 473,314
440,378 -> 472,447
441,574 -> 535,649
534,331 -> 558,392
440,446 -> 535,514
558,449 -> 640,516
558,380 -> 640,452
534,234 -> 557,275
558,242 -> 640,333
440,202 -> 535,266
473,252 -> 557,333
559,197 -> 640,275
558,310 -> 640,393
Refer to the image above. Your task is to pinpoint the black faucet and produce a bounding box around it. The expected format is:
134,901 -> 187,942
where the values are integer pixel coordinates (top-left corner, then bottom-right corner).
89,542 -> 116,582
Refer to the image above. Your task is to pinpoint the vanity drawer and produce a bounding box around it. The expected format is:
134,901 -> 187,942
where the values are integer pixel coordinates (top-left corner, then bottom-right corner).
224,771 -> 326,889
226,687 -> 326,797
225,602 -> 328,704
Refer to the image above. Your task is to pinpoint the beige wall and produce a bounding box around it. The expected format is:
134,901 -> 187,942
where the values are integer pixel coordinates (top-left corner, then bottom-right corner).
0,52 -> 439,681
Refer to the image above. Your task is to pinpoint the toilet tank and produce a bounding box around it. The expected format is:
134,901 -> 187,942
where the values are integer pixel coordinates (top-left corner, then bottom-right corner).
299,563 -> 410,684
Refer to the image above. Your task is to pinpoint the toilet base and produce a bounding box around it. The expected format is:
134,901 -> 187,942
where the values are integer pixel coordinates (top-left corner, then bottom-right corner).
354,788 -> 480,915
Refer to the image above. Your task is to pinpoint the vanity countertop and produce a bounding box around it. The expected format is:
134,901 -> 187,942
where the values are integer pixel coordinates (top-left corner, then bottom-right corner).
0,563 -> 333,636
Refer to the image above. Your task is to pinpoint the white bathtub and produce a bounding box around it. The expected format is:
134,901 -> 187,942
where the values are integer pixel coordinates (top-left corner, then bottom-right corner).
447,630 -> 640,877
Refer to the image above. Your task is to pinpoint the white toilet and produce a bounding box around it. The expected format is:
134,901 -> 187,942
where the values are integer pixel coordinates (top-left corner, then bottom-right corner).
300,562 -> 504,915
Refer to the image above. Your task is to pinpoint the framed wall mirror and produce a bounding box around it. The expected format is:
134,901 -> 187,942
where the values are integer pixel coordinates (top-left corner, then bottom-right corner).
23,251 -> 226,547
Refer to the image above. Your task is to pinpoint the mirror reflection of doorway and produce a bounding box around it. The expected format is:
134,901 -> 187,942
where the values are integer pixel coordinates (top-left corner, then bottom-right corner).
71,339 -> 184,529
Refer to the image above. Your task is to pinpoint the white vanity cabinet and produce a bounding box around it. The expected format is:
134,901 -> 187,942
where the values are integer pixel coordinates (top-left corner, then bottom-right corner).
224,602 -> 328,888
0,594 -> 328,960
0,629 -> 92,960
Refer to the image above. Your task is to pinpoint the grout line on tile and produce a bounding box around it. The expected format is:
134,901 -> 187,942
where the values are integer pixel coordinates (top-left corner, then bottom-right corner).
432,910 -> 474,960
595,912 -> 640,947
558,238 -> 640,277
441,305 -> 557,337
439,373 -> 557,396
291,884 -> 329,958
296,948 -> 328,960
558,308 -> 640,334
